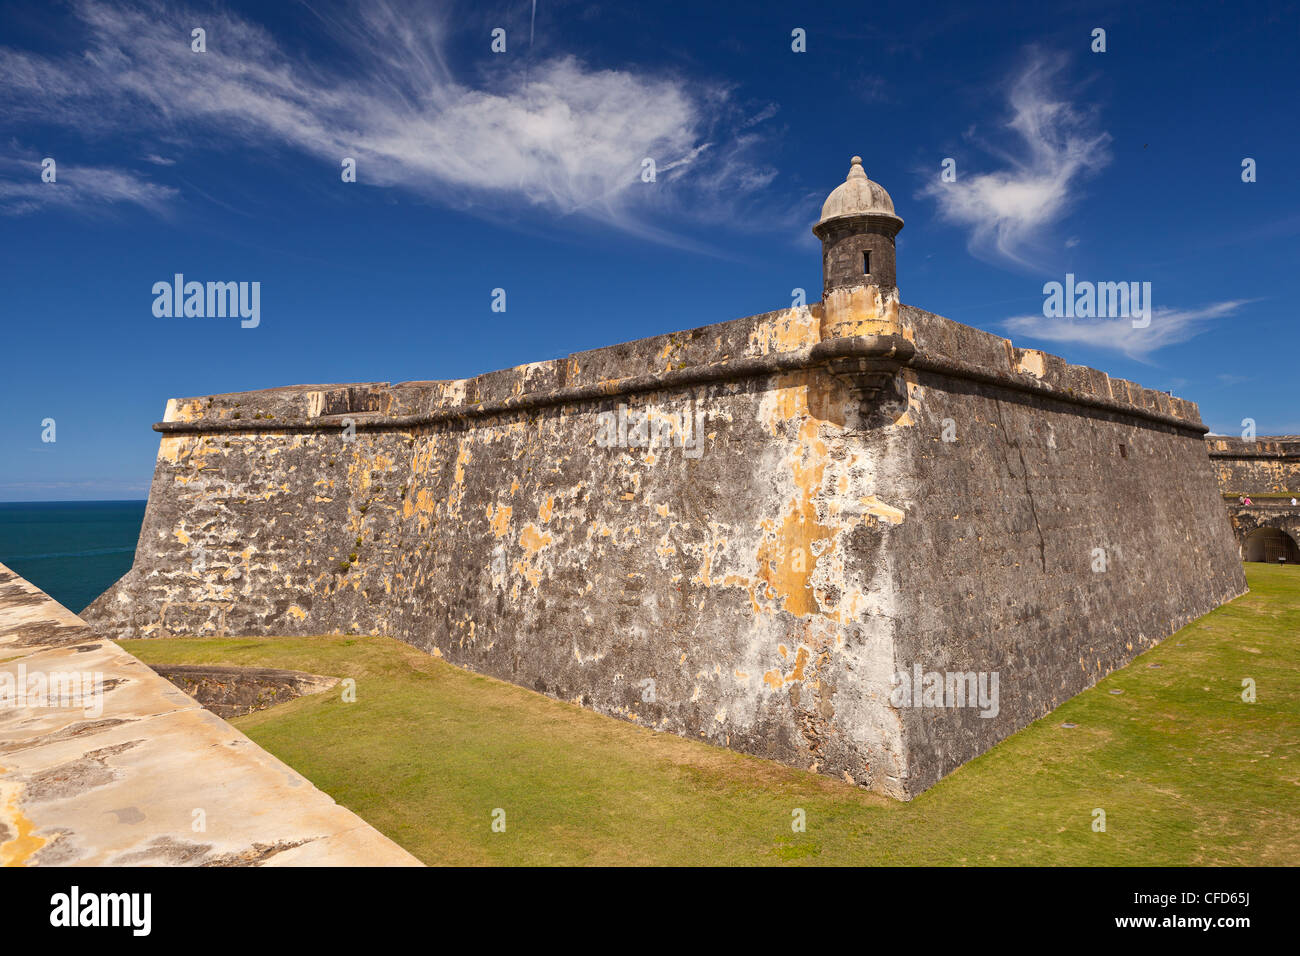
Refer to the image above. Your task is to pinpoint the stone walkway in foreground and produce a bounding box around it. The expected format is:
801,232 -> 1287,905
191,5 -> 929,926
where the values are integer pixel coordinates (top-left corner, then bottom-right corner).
0,562 -> 421,866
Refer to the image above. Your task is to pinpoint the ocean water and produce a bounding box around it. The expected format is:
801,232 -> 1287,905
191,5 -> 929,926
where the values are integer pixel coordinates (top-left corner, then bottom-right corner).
0,501 -> 147,614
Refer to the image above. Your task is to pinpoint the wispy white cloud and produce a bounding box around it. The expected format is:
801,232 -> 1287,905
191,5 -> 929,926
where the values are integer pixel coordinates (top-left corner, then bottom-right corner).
1216,373 -> 1251,386
0,0 -> 780,240
1003,300 -> 1249,360
0,157 -> 177,215
921,50 -> 1111,269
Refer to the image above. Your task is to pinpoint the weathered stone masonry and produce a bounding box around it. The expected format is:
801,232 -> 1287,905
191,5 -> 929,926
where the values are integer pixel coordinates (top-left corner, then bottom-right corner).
84,159 -> 1247,798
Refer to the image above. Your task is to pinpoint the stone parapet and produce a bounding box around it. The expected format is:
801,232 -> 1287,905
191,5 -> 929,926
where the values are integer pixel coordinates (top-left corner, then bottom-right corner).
0,562 -> 421,866
151,304 -> 1207,437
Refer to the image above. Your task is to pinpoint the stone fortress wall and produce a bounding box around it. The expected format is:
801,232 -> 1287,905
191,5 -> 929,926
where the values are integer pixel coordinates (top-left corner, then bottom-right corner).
82,158 -> 1248,798
83,300 -> 1246,798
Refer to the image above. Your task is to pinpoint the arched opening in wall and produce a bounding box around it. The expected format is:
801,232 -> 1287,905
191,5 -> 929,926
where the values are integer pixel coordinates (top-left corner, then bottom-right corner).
1243,527 -> 1300,564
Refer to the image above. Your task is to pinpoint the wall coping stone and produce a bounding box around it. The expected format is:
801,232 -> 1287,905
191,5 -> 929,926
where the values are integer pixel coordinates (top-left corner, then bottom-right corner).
151,303 -> 1209,437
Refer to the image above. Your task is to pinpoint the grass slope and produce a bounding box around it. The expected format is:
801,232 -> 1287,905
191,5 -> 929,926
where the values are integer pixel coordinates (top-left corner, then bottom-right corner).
120,564 -> 1299,865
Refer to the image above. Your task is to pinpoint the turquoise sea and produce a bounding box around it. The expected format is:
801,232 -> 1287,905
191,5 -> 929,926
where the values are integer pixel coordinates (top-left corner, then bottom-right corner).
0,501 -> 147,613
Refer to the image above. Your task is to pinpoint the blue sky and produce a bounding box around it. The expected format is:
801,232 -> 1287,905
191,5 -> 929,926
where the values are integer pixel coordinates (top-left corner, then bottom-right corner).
1,0 -> 1297,500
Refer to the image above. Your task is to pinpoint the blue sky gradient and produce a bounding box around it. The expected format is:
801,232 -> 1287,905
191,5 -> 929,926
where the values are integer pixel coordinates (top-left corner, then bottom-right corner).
2,0 -> 1297,500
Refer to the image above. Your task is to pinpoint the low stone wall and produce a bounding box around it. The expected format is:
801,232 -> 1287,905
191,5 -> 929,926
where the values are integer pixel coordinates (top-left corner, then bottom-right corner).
150,665 -> 339,719
84,301 -> 1246,798
0,562 -> 420,866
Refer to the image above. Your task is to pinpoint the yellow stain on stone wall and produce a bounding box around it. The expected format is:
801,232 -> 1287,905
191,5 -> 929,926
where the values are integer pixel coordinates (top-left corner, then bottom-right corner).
681,372 -> 883,626
519,524 -> 552,553
165,398 -> 207,424
0,775 -> 45,866
762,645 -> 810,691
894,369 -> 922,427
791,644 -> 810,681
445,441 -> 474,520
819,284 -> 901,340
657,339 -> 678,372
859,495 -> 905,525
747,308 -> 819,356
346,448 -> 395,499
488,504 -> 512,538
688,524 -> 726,589
406,488 -> 435,518
513,523 -> 553,588
656,533 -> 676,559
754,381 -> 838,618
1017,349 -> 1047,379
166,434 -> 224,469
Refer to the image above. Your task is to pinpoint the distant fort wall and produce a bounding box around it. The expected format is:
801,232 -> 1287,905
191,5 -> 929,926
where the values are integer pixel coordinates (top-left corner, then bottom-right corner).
1207,436 -> 1300,561
83,302 -> 1246,798
1208,436 -> 1300,495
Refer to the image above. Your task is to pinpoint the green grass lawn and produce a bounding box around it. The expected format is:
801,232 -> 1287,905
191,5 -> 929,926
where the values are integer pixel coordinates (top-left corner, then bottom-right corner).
120,564 -> 1299,866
